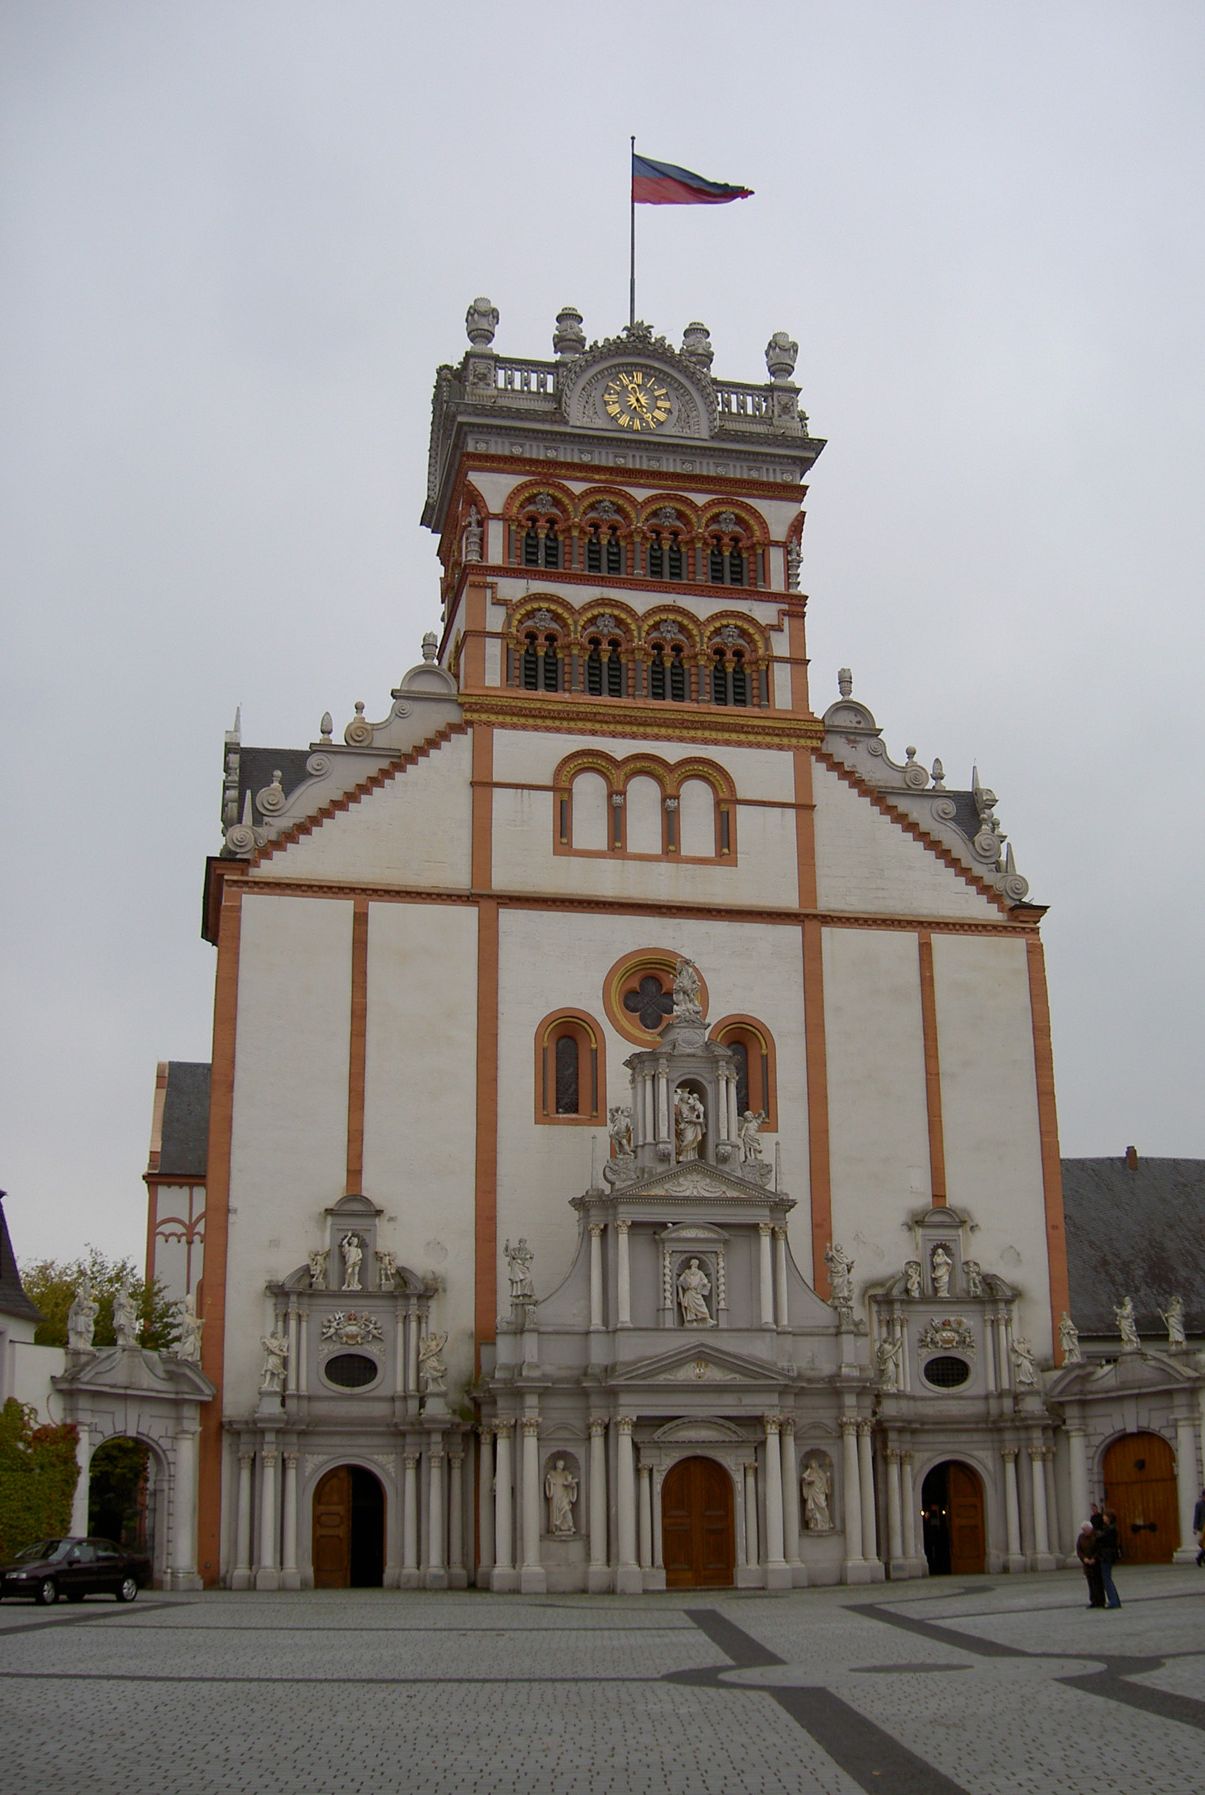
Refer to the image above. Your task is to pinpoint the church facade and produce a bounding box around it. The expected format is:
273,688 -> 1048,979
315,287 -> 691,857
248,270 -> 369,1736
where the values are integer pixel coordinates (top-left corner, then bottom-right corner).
135,298 -> 1203,1592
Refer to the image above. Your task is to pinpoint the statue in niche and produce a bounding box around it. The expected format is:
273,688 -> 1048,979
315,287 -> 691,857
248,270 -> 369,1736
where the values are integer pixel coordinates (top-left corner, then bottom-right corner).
930,1244 -> 953,1297
259,1330 -> 288,1393
608,1105 -> 633,1156
307,1249 -> 328,1289
824,1242 -> 855,1309
1159,1294 -> 1186,1347
375,1249 -> 398,1290
904,1261 -> 922,1299
801,1457 -> 832,1532
113,1281 -> 139,1348
738,1109 -> 767,1163
504,1238 -> 535,1301
173,1292 -> 203,1363
1115,1295 -> 1139,1349
67,1276 -> 97,1352
963,1260 -> 984,1297
676,1257 -> 713,1326
875,1335 -> 902,1391
672,956 -> 704,1022
340,1233 -> 364,1291
418,1331 -> 447,1393
545,1458 -> 578,1537
1058,1313 -> 1083,1363
674,1089 -> 705,1162
1011,1336 -> 1038,1386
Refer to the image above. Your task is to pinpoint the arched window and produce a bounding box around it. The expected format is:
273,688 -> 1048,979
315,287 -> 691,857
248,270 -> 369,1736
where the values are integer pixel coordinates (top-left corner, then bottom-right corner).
520,628 -> 563,692
535,1012 -> 604,1124
704,513 -> 760,588
710,1016 -> 777,1128
583,633 -> 628,698
706,630 -> 757,707
645,624 -> 692,703
646,529 -> 685,580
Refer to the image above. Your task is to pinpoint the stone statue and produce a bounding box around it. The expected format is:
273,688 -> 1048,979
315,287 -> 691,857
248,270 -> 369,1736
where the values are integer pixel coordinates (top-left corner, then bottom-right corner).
674,1088 -> 705,1162
545,1458 -> 578,1537
113,1281 -> 139,1348
307,1249 -> 328,1289
963,1260 -> 984,1297
259,1330 -> 288,1393
464,506 -> 483,562
418,1331 -> 447,1393
738,1109 -> 766,1163
67,1276 -> 97,1352
801,1458 -> 832,1531
676,1257 -> 713,1326
504,1238 -> 534,1301
608,1105 -> 633,1156
1160,1294 -> 1186,1347
930,1244 -> 953,1297
375,1249 -> 398,1290
1058,1313 -> 1082,1362
340,1233 -> 363,1292
1011,1336 -> 1037,1386
1115,1295 -> 1139,1349
824,1242 -> 855,1309
904,1261 -> 922,1299
173,1292 -> 203,1363
672,957 -> 704,1023
875,1335 -> 902,1392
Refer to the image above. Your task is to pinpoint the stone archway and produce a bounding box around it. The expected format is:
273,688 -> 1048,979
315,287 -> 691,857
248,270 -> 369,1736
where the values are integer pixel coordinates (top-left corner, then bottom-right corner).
312,1464 -> 385,1588
661,1455 -> 734,1588
921,1461 -> 985,1574
1102,1432 -> 1179,1563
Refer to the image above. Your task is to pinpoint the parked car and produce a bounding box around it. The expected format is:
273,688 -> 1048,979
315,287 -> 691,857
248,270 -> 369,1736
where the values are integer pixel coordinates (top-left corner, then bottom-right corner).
0,1537 -> 151,1605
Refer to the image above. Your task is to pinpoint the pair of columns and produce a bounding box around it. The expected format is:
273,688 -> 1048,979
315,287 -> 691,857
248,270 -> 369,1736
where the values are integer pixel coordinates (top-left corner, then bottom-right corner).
839,1416 -> 884,1583
234,1445 -> 298,1591
481,1418 -> 547,1593
998,1443 -> 1057,1569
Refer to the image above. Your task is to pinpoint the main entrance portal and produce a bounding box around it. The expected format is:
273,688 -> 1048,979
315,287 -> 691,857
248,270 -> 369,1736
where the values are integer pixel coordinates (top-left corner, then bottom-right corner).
661,1456 -> 735,1588
921,1461 -> 985,1574
312,1465 -> 385,1588
1103,1432 -> 1179,1563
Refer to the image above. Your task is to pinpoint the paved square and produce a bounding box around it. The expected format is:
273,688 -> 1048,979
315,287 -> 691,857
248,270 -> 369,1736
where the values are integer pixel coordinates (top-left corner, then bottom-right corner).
0,1566 -> 1200,1794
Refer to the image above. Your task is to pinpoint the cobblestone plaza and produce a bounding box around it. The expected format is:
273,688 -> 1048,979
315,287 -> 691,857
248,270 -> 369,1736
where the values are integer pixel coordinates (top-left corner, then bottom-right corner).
1,1565 -> 1200,1794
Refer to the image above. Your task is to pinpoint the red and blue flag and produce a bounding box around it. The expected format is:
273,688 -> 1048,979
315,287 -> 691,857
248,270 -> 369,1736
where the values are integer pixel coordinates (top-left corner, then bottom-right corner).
631,154 -> 753,206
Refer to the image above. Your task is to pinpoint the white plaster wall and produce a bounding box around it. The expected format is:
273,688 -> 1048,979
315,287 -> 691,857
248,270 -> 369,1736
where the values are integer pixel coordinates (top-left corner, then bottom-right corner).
361,902 -> 479,1394
494,730 -> 794,803
11,1340 -> 64,1421
251,731 -> 472,890
223,894 -> 353,1411
493,908 -> 811,1296
812,759 -> 1000,921
821,927 -> 933,1285
931,933 -> 1052,1352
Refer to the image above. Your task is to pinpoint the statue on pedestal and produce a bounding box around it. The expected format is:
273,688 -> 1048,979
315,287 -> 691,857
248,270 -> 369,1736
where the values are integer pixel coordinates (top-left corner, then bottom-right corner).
930,1244 -> 953,1297
674,1088 -> 705,1162
676,1258 -> 713,1326
738,1109 -> 766,1163
545,1458 -> 578,1537
504,1238 -> 534,1302
672,957 -> 704,1023
113,1282 -> 139,1348
307,1249 -> 328,1289
1159,1294 -> 1186,1347
1011,1336 -> 1038,1386
801,1458 -> 832,1532
340,1233 -> 363,1292
1058,1313 -> 1083,1363
67,1276 -> 97,1352
174,1292 -> 203,1363
1115,1295 -> 1139,1349
259,1331 -> 288,1393
418,1331 -> 447,1393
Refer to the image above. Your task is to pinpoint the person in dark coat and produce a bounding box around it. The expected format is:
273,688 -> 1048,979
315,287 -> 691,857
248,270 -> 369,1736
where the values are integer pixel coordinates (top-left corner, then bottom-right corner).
1193,1489 -> 1205,1567
1097,1508 -> 1122,1608
1076,1520 -> 1105,1607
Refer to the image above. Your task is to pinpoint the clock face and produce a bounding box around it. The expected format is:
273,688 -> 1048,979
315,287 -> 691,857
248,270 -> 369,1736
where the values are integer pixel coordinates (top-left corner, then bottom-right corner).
602,367 -> 672,433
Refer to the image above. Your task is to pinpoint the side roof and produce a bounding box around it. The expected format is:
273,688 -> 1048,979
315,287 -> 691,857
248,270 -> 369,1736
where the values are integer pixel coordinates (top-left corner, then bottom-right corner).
1062,1156 -> 1205,1336
156,1062 -> 211,1179
0,1193 -> 42,1323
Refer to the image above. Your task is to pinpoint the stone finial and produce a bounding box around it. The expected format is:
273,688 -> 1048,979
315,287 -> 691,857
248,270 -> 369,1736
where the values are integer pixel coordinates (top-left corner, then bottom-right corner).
837,667 -> 853,697
319,712 -> 333,742
931,757 -> 945,789
553,305 -> 585,357
681,321 -> 714,369
765,330 -> 799,381
421,630 -> 438,662
465,297 -> 499,349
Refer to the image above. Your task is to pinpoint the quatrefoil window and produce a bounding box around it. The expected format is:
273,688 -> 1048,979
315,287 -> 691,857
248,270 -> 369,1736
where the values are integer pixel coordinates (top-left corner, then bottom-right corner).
623,974 -> 674,1032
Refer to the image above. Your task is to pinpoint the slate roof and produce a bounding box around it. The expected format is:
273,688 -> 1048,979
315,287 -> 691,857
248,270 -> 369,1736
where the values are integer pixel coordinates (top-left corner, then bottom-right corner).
238,747 -> 317,828
1062,1156 -> 1205,1337
157,1062 -> 211,1178
0,1193 -> 42,1322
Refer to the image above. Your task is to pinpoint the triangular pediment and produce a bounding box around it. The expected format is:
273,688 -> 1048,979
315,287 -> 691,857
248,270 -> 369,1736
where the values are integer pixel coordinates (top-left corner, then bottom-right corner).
610,1339 -> 783,1388
611,1160 -> 790,1209
1047,1347 -> 1198,1401
54,1344 -> 215,1401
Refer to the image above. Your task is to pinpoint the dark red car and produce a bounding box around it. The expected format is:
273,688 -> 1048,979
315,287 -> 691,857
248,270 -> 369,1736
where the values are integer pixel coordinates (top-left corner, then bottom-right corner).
0,1537 -> 150,1605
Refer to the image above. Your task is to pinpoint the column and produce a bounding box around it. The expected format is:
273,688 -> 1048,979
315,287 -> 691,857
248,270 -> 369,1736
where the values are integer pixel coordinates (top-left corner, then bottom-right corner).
774,1229 -> 790,1329
781,1417 -> 802,1576
406,1306 -> 420,1396
520,1418 -> 546,1591
589,1224 -> 604,1330
638,1465 -> 653,1570
402,1452 -> 420,1585
255,1449 -> 280,1589
233,1450 -> 254,1589
69,1423 -> 93,1537
492,1422 -> 515,1589
1066,1423 -> 1090,1545
656,1061 -> 669,1143
840,1416 -> 864,1572
1174,1413 -> 1201,1562
996,1315 -> 1013,1390
616,1221 -> 632,1327
743,1463 -> 760,1568
885,1449 -> 904,1565
1001,1448 -> 1023,1568
285,1303 -> 299,1395
1029,1445 -> 1054,1567
615,1417 -> 640,1593
901,1451 -> 917,1563
588,1418 -> 608,1590
858,1421 -> 878,1566
448,1450 -> 465,1582
758,1225 -> 774,1328
477,1426 -> 494,1585
982,1310 -> 998,1393
1044,1445 -> 1062,1565
726,1069 -> 739,1142
426,1450 -> 447,1588
280,1451 -> 299,1588
170,1427 -> 201,1590
394,1307 -> 407,1395
762,1415 -> 788,1585
296,1310 -> 308,1396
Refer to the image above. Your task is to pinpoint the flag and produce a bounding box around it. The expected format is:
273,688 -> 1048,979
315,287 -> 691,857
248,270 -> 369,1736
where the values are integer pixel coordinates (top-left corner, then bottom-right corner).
632,154 -> 753,206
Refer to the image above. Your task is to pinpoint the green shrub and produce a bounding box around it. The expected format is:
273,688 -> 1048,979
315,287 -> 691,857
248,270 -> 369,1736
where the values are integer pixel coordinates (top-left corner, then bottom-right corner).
0,1400 -> 80,1561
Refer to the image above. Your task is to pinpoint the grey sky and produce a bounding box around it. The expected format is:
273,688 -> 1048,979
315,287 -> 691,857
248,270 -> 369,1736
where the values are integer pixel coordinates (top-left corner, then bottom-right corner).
3,1 -> 1203,1266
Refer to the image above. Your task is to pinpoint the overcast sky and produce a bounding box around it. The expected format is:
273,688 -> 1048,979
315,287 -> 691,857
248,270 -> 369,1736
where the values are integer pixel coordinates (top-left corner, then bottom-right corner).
3,1 -> 1203,1269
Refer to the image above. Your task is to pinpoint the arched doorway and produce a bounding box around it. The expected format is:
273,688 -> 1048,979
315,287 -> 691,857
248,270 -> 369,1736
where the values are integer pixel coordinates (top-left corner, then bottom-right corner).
661,1456 -> 734,1588
1102,1432 -> 1179,1563
921,1461 -> 985,1574
88,1437 -> 154,1556
312,1465 -> 385,1588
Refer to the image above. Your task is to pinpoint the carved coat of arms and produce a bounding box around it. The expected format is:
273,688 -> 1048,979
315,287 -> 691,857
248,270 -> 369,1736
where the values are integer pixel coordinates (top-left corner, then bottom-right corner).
321,1311 -> 383,1346
917,1316 -> 975,1352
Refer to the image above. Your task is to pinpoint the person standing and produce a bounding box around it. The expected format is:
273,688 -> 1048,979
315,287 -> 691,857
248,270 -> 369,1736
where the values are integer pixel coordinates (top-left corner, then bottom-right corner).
1076,1520 -> 1105,1608
1097,1508 -> 1122,1609
1193,1488 -> 1205,1568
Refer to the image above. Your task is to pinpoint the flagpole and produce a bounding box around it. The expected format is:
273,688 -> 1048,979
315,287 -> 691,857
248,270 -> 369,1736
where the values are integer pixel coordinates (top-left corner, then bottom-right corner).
629,134 -> 636,327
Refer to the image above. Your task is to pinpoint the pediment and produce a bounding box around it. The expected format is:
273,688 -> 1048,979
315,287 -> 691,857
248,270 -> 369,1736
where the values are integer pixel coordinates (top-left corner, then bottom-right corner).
560,325 -> 716,440
614,1160 -> 789,1209
54,1345 -> 215,1401
653,1416 -> 746,1442
611,1341 -> 781,1388
1048,1347 -> 1199,1400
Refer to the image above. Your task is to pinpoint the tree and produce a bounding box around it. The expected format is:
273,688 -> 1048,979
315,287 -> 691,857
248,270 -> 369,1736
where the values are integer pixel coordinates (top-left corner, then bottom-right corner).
21,1248 -> 177,1352
0,1400 -> 79,1559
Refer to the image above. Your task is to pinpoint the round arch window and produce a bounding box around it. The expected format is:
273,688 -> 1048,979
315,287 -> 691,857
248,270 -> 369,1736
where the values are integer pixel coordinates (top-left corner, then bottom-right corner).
323,1353 -> 379,1390
922,1356 -> 971,1389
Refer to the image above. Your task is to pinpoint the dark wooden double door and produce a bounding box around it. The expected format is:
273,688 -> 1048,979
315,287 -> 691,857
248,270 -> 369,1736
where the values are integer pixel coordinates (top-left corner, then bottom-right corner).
1103,1433 -> 1179,1563
922,1461 -> 986,1575
312,1465 -> 385,1588
662,1456 -> 735,1588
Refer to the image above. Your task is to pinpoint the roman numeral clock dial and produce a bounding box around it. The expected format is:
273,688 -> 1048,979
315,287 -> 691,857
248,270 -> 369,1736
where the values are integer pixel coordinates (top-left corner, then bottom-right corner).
602,367 -> 672,432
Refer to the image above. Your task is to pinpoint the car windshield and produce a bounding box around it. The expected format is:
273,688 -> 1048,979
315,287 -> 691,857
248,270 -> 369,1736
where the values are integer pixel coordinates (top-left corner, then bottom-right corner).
13,1540 -> 72,1563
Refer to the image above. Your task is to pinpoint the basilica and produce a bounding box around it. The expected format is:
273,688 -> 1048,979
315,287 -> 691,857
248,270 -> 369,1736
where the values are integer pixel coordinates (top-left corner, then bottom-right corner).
17,296 -> 1200,1592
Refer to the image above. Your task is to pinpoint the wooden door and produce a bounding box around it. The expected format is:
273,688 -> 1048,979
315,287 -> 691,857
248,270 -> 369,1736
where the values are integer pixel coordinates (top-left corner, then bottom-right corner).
1103,1433 -> 1179,1563
312,1466 -> 351,1588
947,1463 -> 986,1574
661,1456 -> 734,1588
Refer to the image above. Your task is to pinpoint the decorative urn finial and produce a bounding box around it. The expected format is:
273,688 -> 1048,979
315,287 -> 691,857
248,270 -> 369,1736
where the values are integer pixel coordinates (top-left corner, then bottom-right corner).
465,297 -> 499,349
553,305 -> 585,357
837,667 -> 853,698
765,330 -> 799,382
681,321 -> 714,369
421,630 -> 438,662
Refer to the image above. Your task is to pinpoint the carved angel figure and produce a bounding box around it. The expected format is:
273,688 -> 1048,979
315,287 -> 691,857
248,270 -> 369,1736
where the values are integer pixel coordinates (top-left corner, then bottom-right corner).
674,1088 -> 705,1162
504,1238 -> 534,1301
1115,1295 -> 1139,1348
418,1331 -> 448,1391
67,1276 -> 98,1352
672,957 -> 704,1023
1058,1312 -> 1082,1363
608,1105 -> 633,1156
307,1249 -> 328,1289
259,1330 -> 288,1393
801,1458 -> 832,1531
1159,1294 -> 1186,1347
677,1257 -> 713,1326
1011,1336 -> 1038,1386
545,1458 -> 578,1537
375,1249 -> 398,1290
113,1282 -> 139,1348
174,1291 -> 203,1363
930,1244 -> 954,1298
738,1109 -> 767,1163
824,1242 -> 855,1308
340,1233 -> 363,1292
875,1335 -> 902,1392
904,1261 -> 922,1299
963,1260 -> 984,1297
